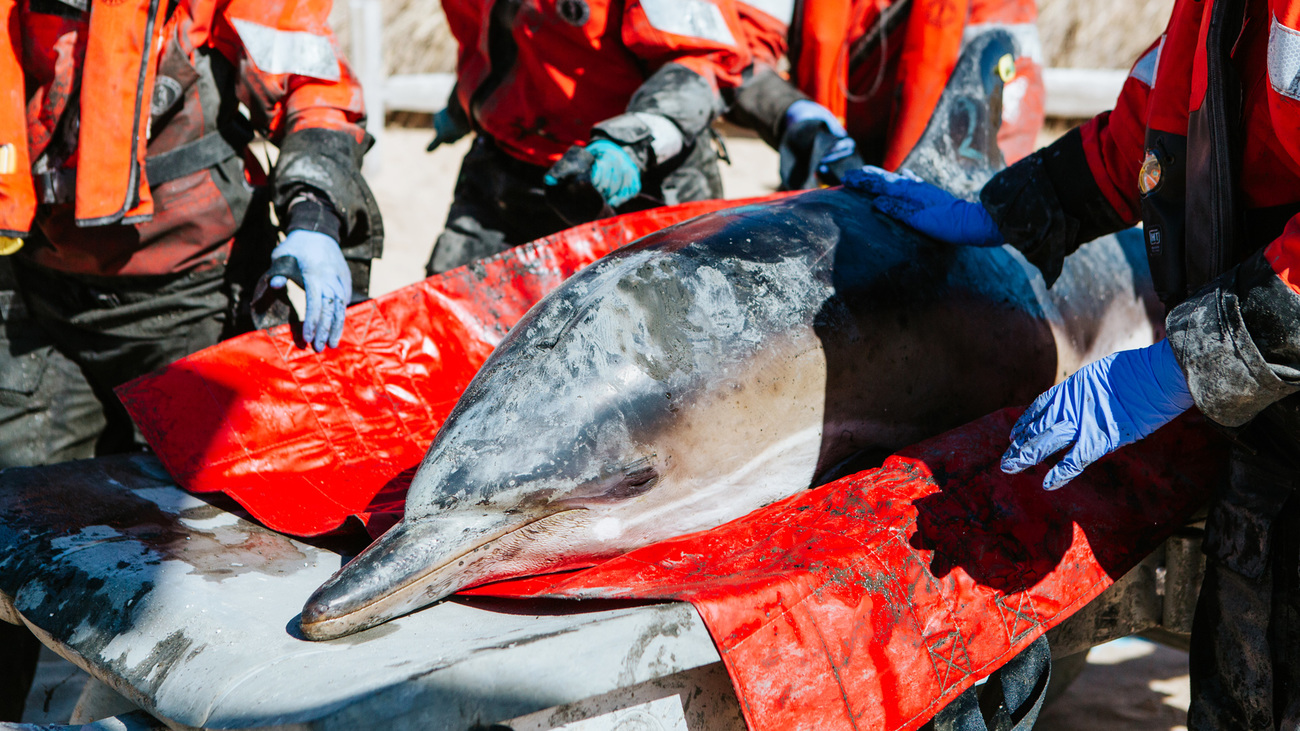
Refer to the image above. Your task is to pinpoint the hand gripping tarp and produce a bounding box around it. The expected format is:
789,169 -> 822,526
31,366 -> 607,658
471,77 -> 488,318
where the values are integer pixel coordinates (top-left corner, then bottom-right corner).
472,409 -> 1223,731
117,195 -> 782,537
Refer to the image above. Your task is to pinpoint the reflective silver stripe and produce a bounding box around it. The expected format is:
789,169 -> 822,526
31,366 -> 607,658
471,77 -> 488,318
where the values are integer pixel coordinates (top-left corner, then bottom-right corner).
230,19 -> 340,81
1129,36 -> 1164,88
634,112 -> 685,161
639,0 -> 736,46
738,0 -> 794,26
1269,14 -> 1300,100
962,23 -> 1043,64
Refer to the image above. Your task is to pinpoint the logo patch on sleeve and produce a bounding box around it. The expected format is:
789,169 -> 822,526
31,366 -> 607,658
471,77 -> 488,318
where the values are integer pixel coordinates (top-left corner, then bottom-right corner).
1130,36 -> 1164,88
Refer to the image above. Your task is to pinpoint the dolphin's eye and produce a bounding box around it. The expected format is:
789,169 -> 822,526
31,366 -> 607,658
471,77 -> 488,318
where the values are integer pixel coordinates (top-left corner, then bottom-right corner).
601,459 -> 659,499
624,465 -> 657,487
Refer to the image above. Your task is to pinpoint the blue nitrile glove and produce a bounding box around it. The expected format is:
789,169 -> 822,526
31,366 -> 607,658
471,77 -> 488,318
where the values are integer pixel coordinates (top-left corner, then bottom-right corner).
577,139 -> 642,208
843,166 -> 1005,247
270,230 -> 351,352
785,99 -> 848,137
1002,339 -> 1195,491
426,107 -> 470,151
784,100 -> 858,176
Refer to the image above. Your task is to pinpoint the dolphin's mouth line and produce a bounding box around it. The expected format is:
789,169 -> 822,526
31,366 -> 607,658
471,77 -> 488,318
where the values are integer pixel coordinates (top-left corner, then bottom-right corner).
301,508 -> 588,639
423,507 -> 587,589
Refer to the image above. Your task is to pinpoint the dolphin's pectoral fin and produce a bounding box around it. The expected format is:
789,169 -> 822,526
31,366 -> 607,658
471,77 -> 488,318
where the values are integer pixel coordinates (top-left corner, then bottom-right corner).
299,510 -> 587,641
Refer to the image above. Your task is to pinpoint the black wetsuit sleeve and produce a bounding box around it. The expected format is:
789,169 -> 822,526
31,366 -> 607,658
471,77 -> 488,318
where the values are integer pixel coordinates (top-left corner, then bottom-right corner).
980,128 -> 1130,285
724,68 -> 809,149
273,128 -> 384,262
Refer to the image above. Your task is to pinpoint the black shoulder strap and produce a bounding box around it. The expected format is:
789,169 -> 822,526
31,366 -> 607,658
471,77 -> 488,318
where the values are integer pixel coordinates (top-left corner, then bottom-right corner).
145,115 -> 254,186
1185,0 -> 1247,293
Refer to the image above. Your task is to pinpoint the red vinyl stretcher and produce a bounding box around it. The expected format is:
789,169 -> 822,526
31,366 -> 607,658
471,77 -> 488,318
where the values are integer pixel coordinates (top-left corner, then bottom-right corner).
118,197 -> 1225,731
472,409 -> 1222,731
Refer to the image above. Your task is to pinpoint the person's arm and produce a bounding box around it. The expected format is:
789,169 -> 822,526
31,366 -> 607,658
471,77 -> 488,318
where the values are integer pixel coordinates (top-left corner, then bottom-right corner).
1000,221 -> 1300,491
215,0 -> 383,350
426,85 -> 471,152
726,69 -> 862,189
544,62 -> 723,217
1166,222 -> 1300,428
978,48 -> 1158,282
726,68 -> 806,149
545,0 -> 754,215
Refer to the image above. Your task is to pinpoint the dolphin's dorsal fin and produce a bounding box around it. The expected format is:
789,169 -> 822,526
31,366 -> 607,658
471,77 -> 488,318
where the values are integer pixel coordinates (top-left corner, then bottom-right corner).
898,28 -> 1018,199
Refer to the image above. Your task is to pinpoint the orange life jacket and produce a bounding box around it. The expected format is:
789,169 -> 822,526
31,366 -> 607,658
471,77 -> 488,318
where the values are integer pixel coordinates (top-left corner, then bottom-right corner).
1,0 -> 168,235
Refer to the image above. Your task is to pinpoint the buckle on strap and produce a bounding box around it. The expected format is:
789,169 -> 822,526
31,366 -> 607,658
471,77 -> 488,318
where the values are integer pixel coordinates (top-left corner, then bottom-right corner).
35,167 -> 77,205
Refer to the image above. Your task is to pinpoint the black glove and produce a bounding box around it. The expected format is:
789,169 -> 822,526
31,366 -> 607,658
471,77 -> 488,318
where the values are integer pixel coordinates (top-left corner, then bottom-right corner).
542,145 -> 617,226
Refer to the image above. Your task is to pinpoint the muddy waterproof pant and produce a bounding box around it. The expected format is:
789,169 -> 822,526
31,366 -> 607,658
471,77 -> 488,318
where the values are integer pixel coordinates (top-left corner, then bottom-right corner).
0,256 -> 230,720
426,134 -> 723,275
1188,435 -> 1300,730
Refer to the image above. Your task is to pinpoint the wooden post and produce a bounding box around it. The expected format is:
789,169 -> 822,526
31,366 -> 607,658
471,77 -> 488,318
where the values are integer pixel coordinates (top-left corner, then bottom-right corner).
350,0 -> 386,175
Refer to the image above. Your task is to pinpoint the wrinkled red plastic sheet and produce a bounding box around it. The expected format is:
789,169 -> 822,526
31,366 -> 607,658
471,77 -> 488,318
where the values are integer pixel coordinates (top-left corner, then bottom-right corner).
117,196 -> 784,536
118,192 -> 1227,731
471,409 -> 1225,731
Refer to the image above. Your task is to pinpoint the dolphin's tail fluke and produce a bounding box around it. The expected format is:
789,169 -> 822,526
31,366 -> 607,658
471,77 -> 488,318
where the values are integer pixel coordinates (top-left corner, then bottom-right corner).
898,28 -> 1018,197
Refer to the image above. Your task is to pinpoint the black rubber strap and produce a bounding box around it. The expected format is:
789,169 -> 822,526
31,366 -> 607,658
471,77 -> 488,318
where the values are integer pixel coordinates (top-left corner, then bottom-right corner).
145,116 -> 254,186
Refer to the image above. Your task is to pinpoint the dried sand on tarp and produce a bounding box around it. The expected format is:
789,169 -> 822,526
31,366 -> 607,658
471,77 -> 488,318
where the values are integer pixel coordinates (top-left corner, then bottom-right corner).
331,0 -> 1180,75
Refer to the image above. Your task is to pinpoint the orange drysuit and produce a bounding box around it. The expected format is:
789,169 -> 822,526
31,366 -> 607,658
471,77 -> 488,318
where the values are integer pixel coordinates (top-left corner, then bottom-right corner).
442,0 -> 759,167
0,0 -> 376,276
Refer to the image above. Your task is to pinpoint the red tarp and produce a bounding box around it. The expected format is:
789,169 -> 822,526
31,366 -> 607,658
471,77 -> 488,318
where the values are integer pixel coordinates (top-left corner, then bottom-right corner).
472,409 -> 1223,731
117,196 -> 783,536
118,194 -> 1227,731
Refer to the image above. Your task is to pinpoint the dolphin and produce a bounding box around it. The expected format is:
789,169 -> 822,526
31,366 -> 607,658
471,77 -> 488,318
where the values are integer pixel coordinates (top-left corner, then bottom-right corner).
299,31 -> 1162,641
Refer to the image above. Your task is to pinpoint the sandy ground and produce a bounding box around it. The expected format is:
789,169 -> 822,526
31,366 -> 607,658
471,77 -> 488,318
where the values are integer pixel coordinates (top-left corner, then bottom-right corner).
1039,638 -> 1191,731
21,128 -> 1193,728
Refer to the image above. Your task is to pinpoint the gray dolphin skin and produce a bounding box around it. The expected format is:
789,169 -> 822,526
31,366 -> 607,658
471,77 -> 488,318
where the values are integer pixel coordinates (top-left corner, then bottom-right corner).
299,31 -> 1163,641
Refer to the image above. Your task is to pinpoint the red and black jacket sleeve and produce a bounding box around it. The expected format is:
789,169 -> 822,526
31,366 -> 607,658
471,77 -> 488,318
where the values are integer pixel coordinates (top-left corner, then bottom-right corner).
977,49 -> 1161,285
1166,228 -> 1300,427
976,13 -> 1175,284
590,0 -> 757,169
214,0 -> 382,260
